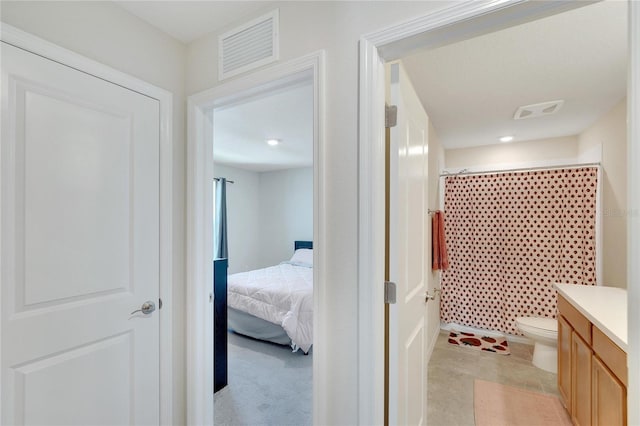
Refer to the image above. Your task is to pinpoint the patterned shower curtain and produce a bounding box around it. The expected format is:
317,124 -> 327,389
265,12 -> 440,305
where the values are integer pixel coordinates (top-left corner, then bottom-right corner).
440,167 -> 598,335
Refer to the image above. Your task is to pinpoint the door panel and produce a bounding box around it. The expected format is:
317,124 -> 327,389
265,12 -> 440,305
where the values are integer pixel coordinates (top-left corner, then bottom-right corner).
592,355 -> 626,426
405,322 -> 425,426
14,334 -> 132,426
558,314 -> 572,411
572,331 -> 592,426
2,42 -> 160,425
388,61 -> 429,426
22,85 -> 132,307
406,124 -> 426,300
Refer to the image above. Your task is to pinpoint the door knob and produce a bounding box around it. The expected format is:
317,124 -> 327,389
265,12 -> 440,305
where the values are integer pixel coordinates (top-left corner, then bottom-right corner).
131,301 -> 156,315
425,288 -> 442,302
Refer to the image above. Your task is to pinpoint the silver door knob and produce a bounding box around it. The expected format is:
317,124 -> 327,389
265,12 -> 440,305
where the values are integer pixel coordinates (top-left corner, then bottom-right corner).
131,301 -> 156,315
425,288 -> 442,302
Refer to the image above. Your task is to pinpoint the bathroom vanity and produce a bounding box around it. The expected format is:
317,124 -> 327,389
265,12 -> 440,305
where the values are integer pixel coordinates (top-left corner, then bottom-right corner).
555,284 -> 627,426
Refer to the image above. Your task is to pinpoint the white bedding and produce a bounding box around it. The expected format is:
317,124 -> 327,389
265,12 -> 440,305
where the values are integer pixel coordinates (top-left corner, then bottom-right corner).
227,262 -> 313,353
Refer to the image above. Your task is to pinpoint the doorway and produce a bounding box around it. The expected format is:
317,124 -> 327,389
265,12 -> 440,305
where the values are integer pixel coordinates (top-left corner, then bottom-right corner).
211,72 -> 314,424
359,1 -> 639,424
186,51 -> 325,425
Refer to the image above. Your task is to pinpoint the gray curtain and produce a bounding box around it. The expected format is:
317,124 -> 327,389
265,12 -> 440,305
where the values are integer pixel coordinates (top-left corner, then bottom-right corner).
214,178 -> 228,259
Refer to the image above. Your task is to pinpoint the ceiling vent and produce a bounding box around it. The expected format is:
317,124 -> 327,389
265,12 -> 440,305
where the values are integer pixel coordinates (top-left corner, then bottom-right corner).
218,10 -> 279,81
513,100 -> 564,120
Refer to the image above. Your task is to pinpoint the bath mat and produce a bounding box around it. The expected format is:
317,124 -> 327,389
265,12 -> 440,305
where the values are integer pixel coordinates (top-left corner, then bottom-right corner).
474,380 -> 571,426
447,331 -> 510,355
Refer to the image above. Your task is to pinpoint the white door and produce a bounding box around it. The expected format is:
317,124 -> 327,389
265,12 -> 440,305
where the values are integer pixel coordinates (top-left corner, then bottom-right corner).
1,42 -> 160,425
388,62 -> 429,426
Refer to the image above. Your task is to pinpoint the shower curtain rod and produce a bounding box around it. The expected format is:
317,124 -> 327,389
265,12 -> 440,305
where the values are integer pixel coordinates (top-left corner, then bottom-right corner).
214,177 -> 235,184
439,162 -> 601,178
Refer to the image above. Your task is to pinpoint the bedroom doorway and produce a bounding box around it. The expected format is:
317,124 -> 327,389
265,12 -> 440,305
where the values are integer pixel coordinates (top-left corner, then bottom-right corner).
186,52 -> 325,425
212,72 -> 315,424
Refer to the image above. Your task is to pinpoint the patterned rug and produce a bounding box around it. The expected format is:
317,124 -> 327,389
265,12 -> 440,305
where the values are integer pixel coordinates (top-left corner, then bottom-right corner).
474,380 -> 571,426
447,331 -> 510,355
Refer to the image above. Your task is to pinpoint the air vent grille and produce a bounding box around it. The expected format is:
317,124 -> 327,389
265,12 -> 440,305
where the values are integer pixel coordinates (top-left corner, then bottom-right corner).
219,10 -> 279,80
513,100 -> 564,120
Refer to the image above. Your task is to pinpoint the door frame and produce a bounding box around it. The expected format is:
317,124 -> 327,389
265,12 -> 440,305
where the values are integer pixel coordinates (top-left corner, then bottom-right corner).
186,51 -> 325,426
0,23 -> 175,425
357,1 -> 640,424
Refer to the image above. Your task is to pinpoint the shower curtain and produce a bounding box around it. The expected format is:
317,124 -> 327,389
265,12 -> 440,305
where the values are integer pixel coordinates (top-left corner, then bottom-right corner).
440,167 -> 598,335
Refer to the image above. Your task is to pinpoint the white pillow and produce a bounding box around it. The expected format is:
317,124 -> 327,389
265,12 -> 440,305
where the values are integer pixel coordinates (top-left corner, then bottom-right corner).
289,248 -> 313,267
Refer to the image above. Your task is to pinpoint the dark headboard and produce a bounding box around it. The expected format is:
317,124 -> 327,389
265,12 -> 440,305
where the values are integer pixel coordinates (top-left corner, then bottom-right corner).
295,240 -> 313,250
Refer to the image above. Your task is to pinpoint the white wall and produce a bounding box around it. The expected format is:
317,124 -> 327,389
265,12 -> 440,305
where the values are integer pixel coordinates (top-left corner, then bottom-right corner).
0,3 -> 188,424
445,135 -> 579,169
257,167 -> 313,268
579,99 -> 628,288
213,163 -> 261,274
213,164 -> 312,273
187,2 -> 449,423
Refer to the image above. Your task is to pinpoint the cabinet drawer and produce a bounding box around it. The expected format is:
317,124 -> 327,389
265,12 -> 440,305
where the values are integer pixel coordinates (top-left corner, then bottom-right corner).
593,326 -> 627,387
559,295 -> 591,345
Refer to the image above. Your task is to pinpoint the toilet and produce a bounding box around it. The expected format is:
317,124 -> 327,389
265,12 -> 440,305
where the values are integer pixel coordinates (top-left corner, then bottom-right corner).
515,317 -> 558,373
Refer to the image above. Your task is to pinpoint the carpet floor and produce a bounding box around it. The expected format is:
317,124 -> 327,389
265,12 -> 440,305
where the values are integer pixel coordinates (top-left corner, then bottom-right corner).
474,379 -> 571,426
214,331 -> 312,426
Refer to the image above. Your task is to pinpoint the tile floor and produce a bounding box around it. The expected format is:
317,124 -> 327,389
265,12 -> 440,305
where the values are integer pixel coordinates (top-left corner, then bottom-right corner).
427,331 -> 560,426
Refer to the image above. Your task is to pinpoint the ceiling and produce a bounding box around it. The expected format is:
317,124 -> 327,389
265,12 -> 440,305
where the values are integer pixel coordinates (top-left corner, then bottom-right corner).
113,1 -> 627,162
213,80 -> 314,173
402,0 -> 627,149
115,1 -> 276,43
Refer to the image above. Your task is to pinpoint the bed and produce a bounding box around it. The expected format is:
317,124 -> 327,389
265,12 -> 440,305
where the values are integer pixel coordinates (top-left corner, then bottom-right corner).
227,241 -> 313,353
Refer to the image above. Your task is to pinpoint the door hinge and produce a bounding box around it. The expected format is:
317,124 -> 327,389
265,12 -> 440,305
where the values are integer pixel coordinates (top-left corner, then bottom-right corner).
385,104 -> 397,128
384,281 -> 397,304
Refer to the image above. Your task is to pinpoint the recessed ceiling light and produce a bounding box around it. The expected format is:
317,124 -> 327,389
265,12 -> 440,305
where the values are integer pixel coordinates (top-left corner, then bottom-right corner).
499,135 -> 514,143
266,139 -> 280,146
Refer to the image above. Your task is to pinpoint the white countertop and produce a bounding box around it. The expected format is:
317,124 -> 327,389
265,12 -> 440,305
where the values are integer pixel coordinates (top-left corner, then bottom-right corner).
555,283 -> 627,352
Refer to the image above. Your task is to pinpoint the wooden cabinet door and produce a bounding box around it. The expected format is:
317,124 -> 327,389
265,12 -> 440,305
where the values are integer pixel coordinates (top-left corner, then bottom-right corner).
572,331 -> 592,426
592,355 -> 626,426
558,314 -> 572,411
